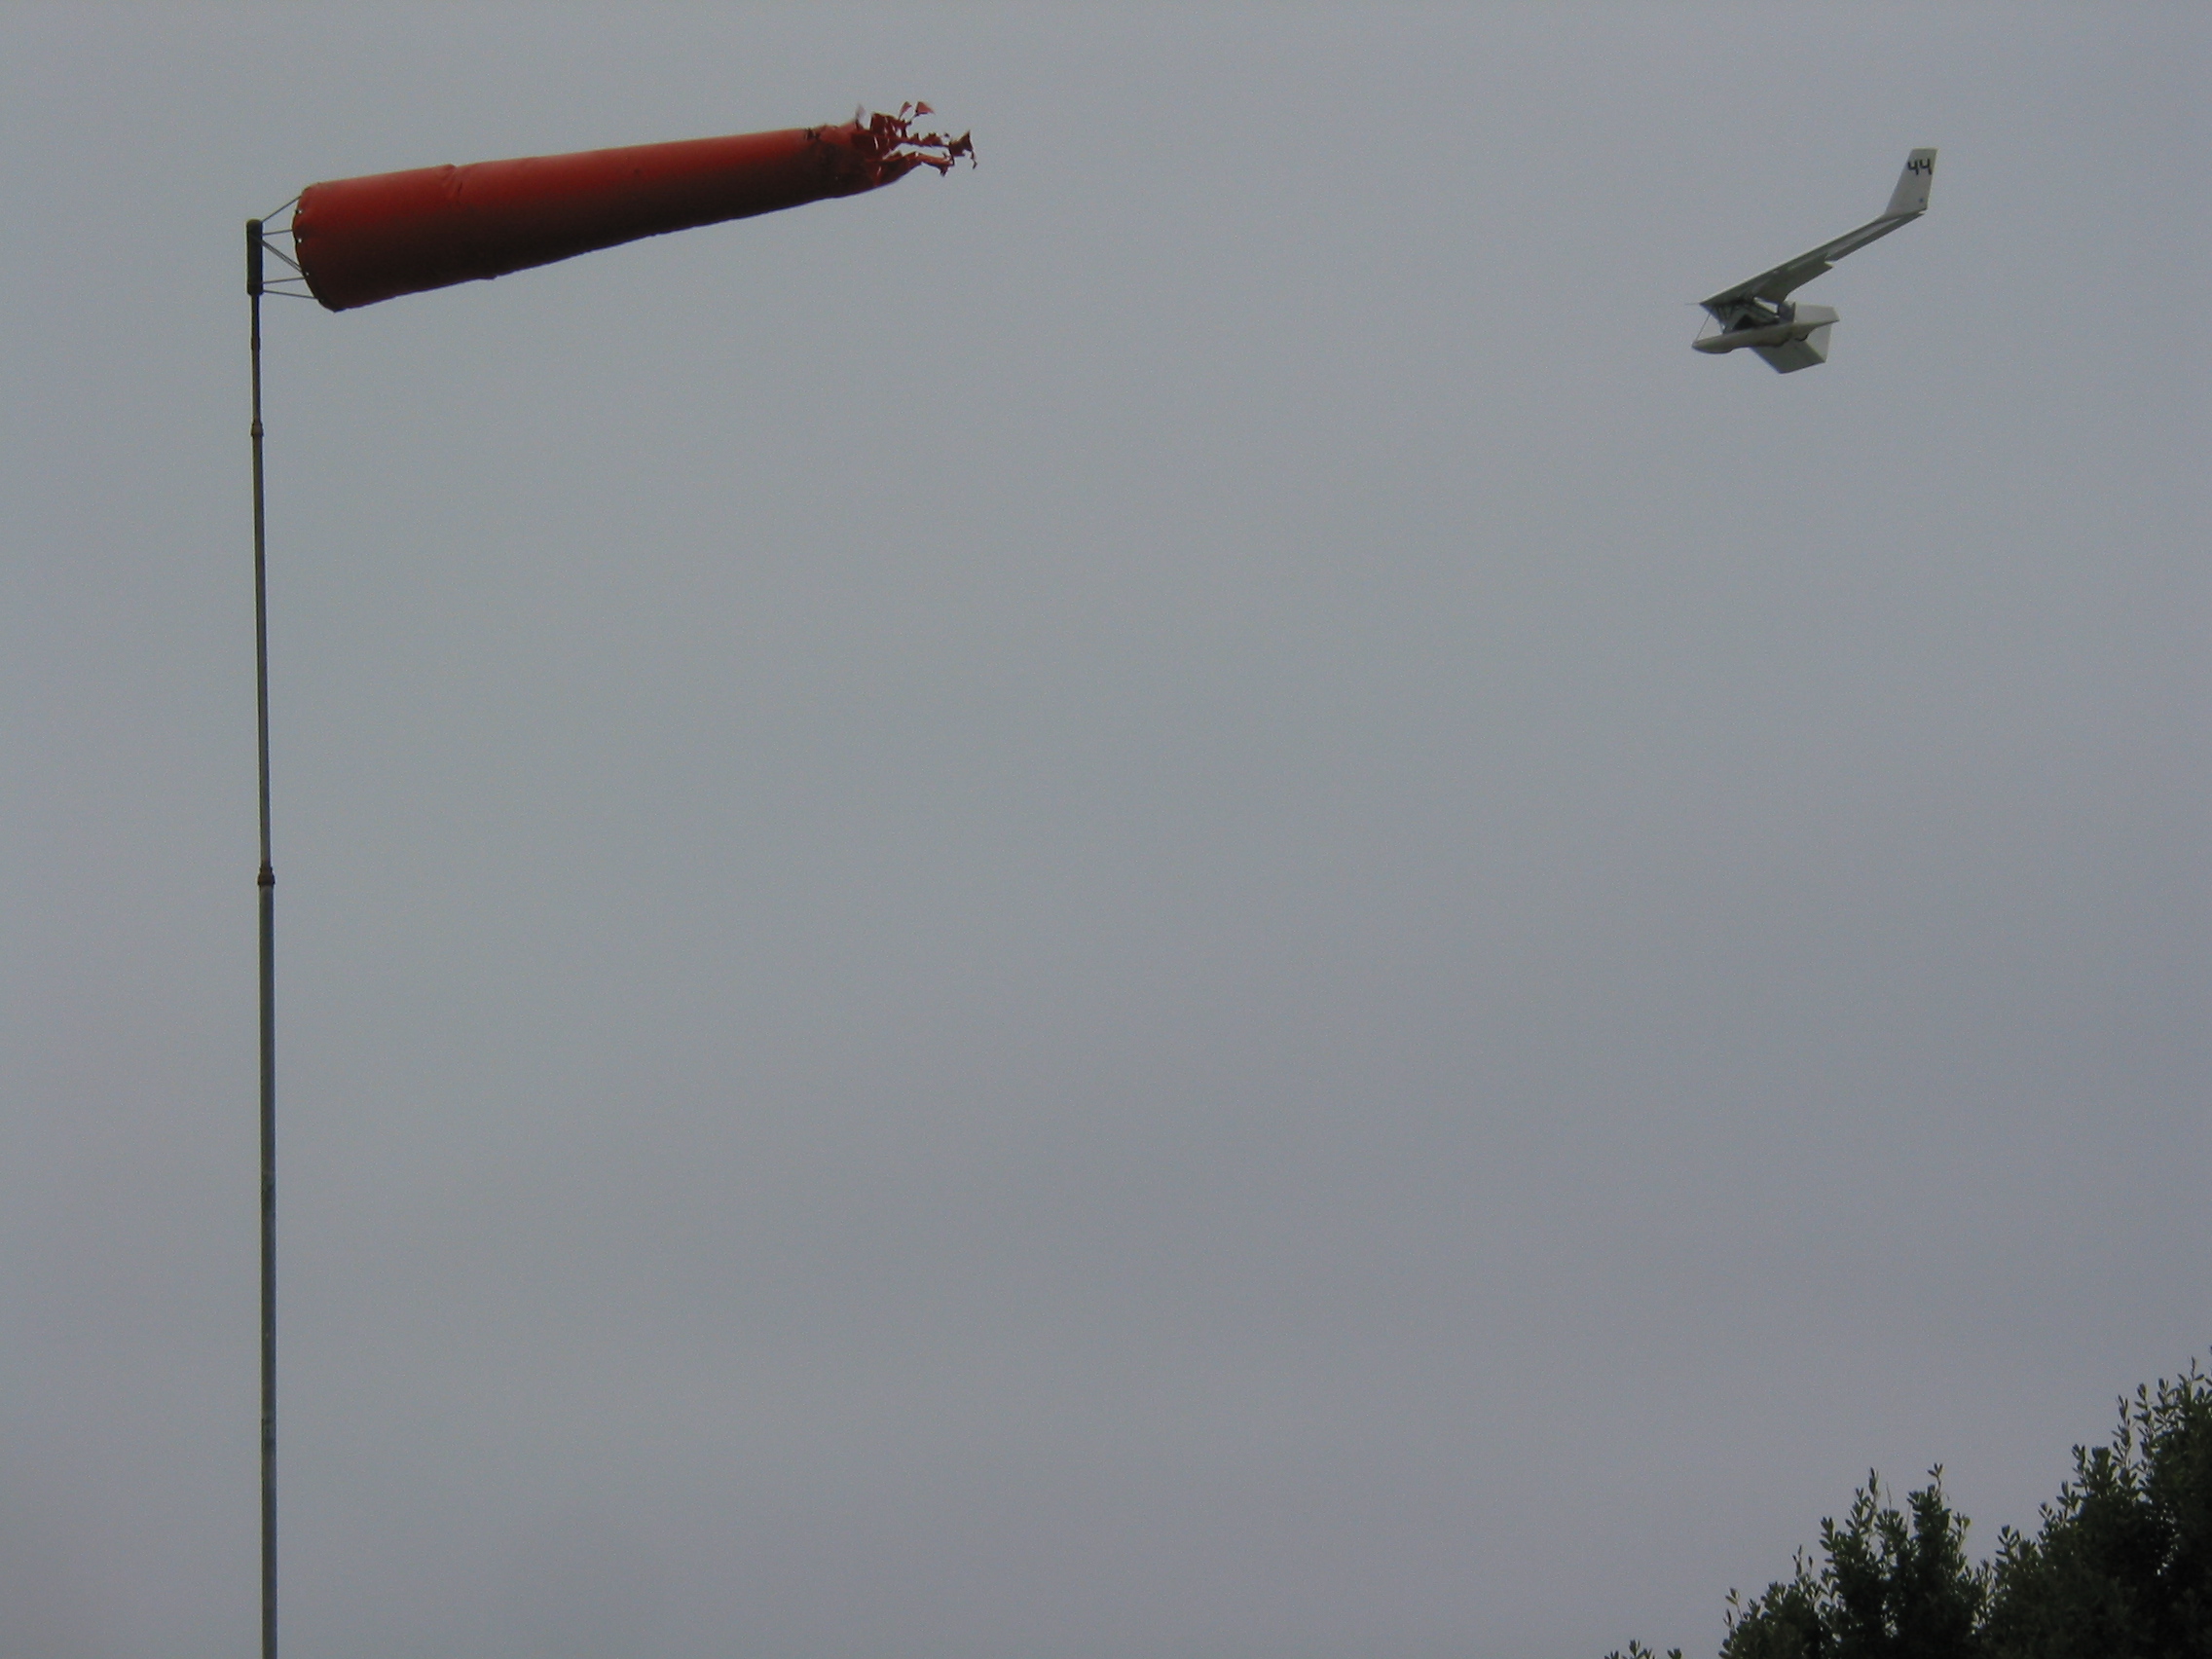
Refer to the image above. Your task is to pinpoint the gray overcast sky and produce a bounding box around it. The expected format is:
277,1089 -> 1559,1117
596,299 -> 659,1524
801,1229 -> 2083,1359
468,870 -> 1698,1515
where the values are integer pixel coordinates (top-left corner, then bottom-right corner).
2,5 -> 2205,1656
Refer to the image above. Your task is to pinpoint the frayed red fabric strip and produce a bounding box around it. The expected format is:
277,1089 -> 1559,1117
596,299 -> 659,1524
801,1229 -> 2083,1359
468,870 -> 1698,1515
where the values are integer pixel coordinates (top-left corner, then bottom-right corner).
855,102 -> 977,181
292,107 -> 973,312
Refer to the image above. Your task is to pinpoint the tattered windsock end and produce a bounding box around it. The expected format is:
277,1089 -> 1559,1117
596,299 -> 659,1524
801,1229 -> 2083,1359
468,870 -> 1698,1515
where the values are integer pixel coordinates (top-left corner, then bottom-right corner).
846,101 -> 976,188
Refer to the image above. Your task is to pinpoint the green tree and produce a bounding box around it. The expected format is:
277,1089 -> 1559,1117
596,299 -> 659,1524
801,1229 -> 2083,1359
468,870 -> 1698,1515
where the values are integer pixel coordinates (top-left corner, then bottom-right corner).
1606,1357 -> 2212,1659
1716,1469 -> 1988,1659
1981,1366 -> 2212,1659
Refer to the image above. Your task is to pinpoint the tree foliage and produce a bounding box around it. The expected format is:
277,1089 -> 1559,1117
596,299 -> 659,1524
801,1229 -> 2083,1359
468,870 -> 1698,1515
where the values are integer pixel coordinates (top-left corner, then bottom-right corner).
1608,1358 -> 2212,1659
1981,1367 -> 2212,1658
1714,1469 -> 1988,1659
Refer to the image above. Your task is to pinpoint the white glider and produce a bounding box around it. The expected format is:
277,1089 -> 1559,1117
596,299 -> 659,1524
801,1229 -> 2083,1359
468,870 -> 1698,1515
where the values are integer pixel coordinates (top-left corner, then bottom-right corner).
1695,149 -> 1936,372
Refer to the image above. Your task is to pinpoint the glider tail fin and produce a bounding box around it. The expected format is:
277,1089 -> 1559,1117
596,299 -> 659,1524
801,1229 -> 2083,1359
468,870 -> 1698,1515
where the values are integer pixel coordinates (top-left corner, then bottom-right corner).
1884,148 -> 1937,219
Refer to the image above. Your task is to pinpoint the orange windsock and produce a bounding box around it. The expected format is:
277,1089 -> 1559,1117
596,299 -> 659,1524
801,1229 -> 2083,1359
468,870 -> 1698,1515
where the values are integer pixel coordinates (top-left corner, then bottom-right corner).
291,106 -> 972,312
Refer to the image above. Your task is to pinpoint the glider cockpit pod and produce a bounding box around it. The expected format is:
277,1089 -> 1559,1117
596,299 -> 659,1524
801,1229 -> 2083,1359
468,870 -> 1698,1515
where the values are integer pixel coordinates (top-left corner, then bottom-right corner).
1695,149 -> 1935,373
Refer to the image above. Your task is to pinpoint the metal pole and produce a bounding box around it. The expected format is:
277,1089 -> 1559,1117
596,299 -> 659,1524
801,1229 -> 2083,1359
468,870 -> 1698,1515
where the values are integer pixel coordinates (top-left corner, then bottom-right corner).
246,217 -> 277,1659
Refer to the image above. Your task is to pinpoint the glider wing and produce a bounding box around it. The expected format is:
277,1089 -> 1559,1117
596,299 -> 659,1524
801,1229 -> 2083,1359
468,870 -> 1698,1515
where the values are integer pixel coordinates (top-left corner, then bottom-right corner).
1701,149 -> 1936,313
